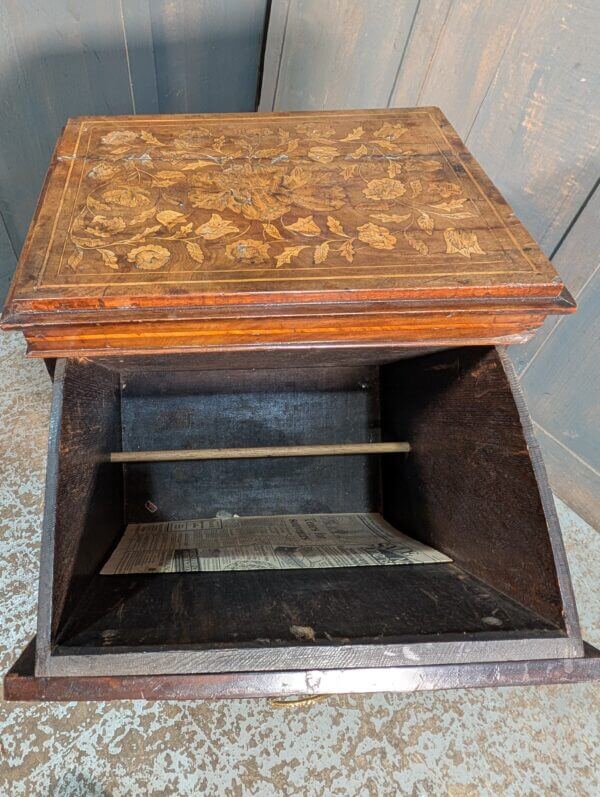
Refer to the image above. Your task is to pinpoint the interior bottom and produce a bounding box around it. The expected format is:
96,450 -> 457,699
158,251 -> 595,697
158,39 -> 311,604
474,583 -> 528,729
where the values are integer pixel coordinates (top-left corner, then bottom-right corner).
57,560 -> 560,651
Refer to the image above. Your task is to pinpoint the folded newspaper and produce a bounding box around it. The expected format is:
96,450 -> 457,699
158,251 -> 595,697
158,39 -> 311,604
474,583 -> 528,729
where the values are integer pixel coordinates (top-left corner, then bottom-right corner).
101,512 -> 451,574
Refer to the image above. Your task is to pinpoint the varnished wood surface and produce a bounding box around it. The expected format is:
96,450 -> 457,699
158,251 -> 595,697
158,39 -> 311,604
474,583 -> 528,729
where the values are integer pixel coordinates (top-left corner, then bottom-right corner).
110,442 -> 410,463
5,639 -> 599,702
1,108 -> 573,355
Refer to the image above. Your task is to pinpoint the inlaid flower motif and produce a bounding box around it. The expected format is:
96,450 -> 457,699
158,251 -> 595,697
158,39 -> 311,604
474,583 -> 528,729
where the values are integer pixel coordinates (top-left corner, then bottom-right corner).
357,223 -> 396,250
225,239 -> 270,264
84,215 -> 127,237
103,186 -> 151,208
101,130 -> 138,146
127,245 -> 171,270
363,178 -> 406,201
444,228 -> 484,258
190,162 -> 345,222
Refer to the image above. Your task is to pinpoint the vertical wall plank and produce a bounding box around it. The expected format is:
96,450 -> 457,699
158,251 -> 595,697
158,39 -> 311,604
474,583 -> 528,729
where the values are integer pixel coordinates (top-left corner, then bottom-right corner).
258,0 -> 291,112
149,0 -> 268,113
521,268 -> 600,528
271,0 -> 419,110
0,212 -> 17,304
390,0 -> 523,138
466,0 -> 600,254
120,0 -> 160,113
386,0 -> 452,106
511,184 -> 600,375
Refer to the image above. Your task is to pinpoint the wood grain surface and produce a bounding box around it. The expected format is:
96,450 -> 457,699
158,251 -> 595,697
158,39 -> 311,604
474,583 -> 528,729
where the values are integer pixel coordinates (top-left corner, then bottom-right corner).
1,107 -> 573,356
6,639 -> 599,702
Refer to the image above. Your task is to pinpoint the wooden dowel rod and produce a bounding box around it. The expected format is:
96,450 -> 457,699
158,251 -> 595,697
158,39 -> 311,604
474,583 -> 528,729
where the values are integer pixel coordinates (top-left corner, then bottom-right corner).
110,442 -> 410,463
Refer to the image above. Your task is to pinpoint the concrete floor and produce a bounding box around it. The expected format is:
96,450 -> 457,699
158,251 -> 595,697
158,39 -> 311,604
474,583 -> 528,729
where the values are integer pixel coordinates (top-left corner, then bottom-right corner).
0,331 -> 598,796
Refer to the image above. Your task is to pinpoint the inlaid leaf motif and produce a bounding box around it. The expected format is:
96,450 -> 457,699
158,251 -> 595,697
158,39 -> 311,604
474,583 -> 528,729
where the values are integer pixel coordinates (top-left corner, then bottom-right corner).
308,146 -> 339,163
176,223 -> 194,236
181,160 -> 216,171
84,215 -> 127,237
341,126 -> 364,141
444,228 -> 485,258
339,239 -> 355,263
357,223 -> 396,250
326,216 -> 348,236
430,199 -> 468,212
275,245 -> 307,268
99,249 -> 119,269
263,223 -> 283,240
157,210 -> 186,228
387,161 -> 402,178
88,196 -> 112,213
430,181 -> 461,198
128,208 -> 156,226
140,130 -> 165,146
67,248 -> 83,268
196,214 -> 239,240
373,122 -> 408,140
103,186 -> 150,208
313,242 -> 329,264
286,215 -> 320,236
129,225 -> 161,242
185,241 -> 205,264
342,164 -> 358,179
417,212 -> 434,235
255,146 -> 282,158
371,139 -> 401,151
370,213 -> 411,224
154,170 -> 185,187
101,130 -> 138,146
348,144 -> 368,159
410,179 -> 422,197
110,146 -> 133,156
404,232 -> 429,255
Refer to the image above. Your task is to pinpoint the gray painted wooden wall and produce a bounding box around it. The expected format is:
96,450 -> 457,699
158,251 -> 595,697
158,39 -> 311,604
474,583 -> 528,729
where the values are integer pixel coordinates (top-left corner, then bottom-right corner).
0,0 -> 598,527
261,0 -> 600,529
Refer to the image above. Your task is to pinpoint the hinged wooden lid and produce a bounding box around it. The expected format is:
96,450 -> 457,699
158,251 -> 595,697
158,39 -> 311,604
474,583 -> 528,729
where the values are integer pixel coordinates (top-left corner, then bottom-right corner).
1,108 -> 573,356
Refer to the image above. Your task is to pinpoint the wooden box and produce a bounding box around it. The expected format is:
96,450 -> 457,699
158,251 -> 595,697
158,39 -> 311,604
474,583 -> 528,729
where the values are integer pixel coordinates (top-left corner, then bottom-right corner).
2,108 -> 598,701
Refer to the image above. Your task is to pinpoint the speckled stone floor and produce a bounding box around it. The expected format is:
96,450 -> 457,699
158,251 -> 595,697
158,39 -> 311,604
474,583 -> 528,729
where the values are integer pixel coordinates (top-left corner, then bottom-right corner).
0,331 -> 598,796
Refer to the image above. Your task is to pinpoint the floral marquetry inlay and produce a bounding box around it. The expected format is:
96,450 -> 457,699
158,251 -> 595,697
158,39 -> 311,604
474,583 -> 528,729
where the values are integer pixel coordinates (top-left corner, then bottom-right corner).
3,109 -> 569,357
47,111 -> 510,283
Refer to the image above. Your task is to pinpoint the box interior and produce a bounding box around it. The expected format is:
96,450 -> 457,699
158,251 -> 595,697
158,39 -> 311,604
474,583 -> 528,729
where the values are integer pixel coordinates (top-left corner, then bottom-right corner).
48,347 -> 568,656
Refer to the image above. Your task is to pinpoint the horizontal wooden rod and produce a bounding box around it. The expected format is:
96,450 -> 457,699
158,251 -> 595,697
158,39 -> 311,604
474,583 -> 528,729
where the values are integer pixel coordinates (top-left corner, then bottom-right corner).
110,442 -> 410,463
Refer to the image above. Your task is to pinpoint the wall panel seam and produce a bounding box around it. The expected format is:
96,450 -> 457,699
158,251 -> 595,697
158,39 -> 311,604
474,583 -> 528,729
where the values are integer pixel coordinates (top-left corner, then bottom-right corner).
519,258 -> 600,379
415,0 -> 453,106
386,0 -> 422,108
533,420 -> 600,480
464,2 -> 526,144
